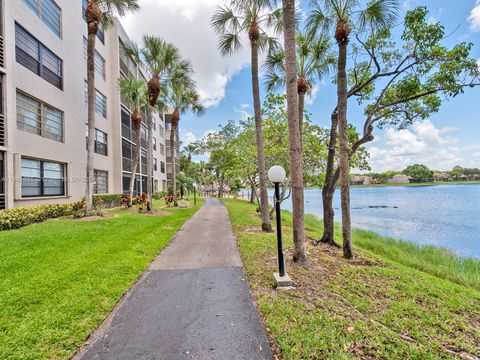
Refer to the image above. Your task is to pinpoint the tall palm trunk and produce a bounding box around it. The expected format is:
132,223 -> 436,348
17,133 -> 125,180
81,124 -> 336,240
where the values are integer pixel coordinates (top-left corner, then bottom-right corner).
336,22 -> 353,259
298,91 -> 305,139
250,30 -> 272,232
283,0 -> 306,263
317,111 -> 340,246
171,115 -> 178,207
146,109 -> 153,211
129,125 -> 141,207
85,1 -> 100,215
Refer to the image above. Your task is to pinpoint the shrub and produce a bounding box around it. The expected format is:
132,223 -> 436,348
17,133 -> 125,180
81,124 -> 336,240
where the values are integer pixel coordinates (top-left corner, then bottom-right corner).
121,194 -> 131,208
153,191 -> 169,200
0,203 -> 74,231
93,194 -> 123,208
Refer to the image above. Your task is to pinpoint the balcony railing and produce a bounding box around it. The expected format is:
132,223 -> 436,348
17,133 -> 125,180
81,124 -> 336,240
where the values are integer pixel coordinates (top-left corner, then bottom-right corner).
0,35 -> 4,68
0,114 -> 4,146
0,194 -> 4,210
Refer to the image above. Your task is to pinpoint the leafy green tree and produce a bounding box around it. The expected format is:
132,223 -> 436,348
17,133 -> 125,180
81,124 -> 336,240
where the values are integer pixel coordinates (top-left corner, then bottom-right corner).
84,0 -> 139,214
310,6 -> 480,254
211,0 -> 281,232
404,164 -> 433,181
450,165 -> 464,179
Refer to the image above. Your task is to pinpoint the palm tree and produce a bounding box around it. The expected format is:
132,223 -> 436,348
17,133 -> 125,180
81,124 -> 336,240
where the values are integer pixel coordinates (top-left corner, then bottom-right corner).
84,0 -> 139,215
159,65 -> 204,207
183,144 -> 197,177
280,0 -> 306,263
211,0 -> 282,232
118,78 -> 147,206
122,36 -> 183,211
176,172 -> 195,199
264,31 -> 334,139
307,0 -> 399,258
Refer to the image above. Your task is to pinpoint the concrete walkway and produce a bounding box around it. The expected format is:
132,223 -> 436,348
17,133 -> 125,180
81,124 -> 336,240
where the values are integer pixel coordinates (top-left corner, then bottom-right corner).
75,198 -> 272,360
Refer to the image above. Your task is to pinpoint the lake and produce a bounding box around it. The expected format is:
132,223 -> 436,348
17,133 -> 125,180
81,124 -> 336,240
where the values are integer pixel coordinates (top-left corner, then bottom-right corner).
273,184 -> 480,259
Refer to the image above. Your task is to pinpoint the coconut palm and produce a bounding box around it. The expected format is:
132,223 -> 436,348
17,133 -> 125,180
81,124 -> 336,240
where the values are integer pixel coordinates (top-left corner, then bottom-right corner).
84,0 -> 139,215
264,30 -> 334,139
211,0 -> 282,232
158,65 -> 204,207
307,0 -> 399,258
122,36 -> 184,211
118,78 -> 147,207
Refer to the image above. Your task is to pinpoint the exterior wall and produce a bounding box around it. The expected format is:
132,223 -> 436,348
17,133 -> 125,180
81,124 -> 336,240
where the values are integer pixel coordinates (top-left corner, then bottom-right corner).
387,175 -> 412,184
1,1 -> 167,209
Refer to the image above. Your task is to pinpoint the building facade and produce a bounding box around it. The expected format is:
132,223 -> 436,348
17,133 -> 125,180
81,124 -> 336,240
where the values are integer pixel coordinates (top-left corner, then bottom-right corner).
0,0 -> 169,209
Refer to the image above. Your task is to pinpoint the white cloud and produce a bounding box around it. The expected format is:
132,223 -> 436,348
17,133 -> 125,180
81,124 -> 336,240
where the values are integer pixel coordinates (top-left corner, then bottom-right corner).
305,85 -> 319,106
366,120 -> 466,172
468,0 -> 480,32
180,130 -> 197,146
120,0 -> 250,108
234,104 -> 251,121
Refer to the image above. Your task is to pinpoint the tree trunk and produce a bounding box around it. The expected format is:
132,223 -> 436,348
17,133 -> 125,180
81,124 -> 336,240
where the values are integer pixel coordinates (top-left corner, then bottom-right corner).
250,180 -> 256,203
171,121 -> 178,207
85,11 -> 97,215
250,38 -> 272,232
283,0 -> 306,263
298,91 -> 305,147
316,111 -> 339,246
337,38 -> 353,259
146,109 -> 153,211
129,127 -> 141,207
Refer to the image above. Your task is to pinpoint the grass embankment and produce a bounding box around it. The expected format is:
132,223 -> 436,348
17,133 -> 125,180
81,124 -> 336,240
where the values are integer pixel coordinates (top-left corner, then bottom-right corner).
222,199 -> 480,359
0,199 -> 203,359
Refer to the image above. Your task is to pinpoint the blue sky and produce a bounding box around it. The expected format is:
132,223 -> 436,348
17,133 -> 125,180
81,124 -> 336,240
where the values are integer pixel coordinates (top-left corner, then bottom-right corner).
123,0 -> 480,172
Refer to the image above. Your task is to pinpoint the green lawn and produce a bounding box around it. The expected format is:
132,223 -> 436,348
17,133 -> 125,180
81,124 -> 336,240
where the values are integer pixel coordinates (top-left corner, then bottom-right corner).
0,199 -> 203,359
222,199 -> 480,359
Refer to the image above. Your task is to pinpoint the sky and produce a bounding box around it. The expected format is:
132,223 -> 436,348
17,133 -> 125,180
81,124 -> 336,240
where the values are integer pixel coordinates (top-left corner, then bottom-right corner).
121,0 -> 480,173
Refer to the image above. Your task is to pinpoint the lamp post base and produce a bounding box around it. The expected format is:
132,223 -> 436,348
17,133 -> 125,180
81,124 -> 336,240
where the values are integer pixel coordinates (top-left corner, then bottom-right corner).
273,272 -> 293,289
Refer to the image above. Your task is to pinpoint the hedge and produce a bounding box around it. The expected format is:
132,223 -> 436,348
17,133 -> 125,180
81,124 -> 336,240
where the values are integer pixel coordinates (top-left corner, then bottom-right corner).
93,194 -> 123,208
0,203 -> 74,231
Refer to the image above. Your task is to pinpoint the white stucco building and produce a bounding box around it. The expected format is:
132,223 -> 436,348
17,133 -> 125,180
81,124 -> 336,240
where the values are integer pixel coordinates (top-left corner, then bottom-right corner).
0,0 -> 168,209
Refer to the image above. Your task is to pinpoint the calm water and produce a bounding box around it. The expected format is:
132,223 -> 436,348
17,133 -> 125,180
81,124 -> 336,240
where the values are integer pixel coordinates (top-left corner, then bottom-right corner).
272,184 -> 480,258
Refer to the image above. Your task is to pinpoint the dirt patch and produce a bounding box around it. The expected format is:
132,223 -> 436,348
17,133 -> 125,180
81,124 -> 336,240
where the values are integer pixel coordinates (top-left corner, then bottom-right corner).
71,214 -> 118,221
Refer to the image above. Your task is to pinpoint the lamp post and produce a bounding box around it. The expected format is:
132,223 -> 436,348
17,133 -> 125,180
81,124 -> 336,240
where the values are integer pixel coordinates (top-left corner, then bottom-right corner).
268,166 -> 292,288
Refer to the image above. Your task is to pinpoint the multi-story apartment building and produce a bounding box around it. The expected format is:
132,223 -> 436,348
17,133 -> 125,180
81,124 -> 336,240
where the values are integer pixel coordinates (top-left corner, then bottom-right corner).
0,0 -> 169,210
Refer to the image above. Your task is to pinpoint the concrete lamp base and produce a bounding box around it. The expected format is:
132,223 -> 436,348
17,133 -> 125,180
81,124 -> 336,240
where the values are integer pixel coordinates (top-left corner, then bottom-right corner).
273,272 -> 293,289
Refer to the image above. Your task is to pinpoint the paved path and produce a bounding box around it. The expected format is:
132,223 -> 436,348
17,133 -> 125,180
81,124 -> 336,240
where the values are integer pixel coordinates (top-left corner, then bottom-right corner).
75,198 -> 272,360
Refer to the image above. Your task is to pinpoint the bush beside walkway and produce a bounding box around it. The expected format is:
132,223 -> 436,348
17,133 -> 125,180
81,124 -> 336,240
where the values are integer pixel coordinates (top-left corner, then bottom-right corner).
222,198 -> 480,359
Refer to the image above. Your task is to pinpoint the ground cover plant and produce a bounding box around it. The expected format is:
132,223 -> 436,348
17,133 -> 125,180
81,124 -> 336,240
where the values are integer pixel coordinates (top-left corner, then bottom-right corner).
222,198 -> 480,359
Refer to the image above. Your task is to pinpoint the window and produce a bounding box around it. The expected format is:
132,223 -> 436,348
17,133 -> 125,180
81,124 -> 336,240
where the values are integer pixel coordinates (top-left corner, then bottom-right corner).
17,91 -> 63,142
23,0 -> 61,37
154,158 -> 158,171
159,125 -> 164,138
95,129 -> 107,156
21,158 -> 64,197
83,38 -> 106,80
84,82 -> 107,117
15,24 -> 63,89
161,161 -> 165,174
160,143 -> 165,155
82,0 -> 105,44
94,170 -> 108,194
153,137 -> 157,151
